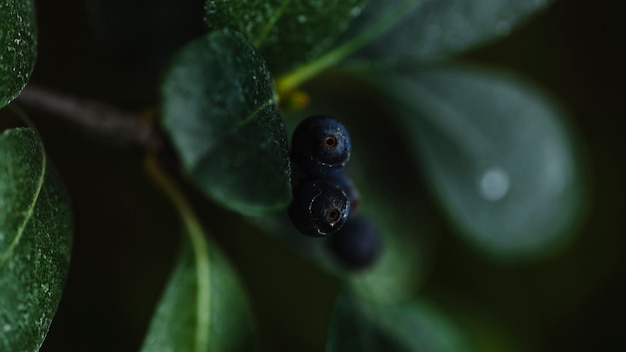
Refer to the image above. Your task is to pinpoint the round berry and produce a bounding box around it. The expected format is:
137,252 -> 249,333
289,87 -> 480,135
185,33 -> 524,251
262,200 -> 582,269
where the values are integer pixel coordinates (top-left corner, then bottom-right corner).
326,173 -> 360,215
288,179 -> 350,237
328,217 -> 382,270
290,115 -> 351,177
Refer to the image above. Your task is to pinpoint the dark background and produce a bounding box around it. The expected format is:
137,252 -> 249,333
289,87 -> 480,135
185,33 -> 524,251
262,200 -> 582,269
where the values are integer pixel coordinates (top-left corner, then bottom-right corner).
18,0 -> 626,351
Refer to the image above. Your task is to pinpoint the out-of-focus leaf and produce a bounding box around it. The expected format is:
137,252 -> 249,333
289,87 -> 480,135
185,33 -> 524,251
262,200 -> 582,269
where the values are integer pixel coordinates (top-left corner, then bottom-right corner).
141,240 -> 256,352
0,108 -> 72,351
161,29 -> 291,215
0,0 -> 37,108
347,0 -> 551,65
363,65 -> 585,259
327,292 -> 468,352
345,189 -> 425,304
205,0 -> 367,74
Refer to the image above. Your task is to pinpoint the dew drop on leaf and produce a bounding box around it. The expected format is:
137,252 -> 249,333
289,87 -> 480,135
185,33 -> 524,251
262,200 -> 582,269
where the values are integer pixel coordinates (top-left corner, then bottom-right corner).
478,166 -> 510,201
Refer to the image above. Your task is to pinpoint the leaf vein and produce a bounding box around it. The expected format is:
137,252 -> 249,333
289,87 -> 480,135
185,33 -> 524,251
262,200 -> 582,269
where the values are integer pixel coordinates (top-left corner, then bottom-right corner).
276,0 -> 420,93
239,96 -> 277,127
253,0 -> 292,48
0,132 -> 46,266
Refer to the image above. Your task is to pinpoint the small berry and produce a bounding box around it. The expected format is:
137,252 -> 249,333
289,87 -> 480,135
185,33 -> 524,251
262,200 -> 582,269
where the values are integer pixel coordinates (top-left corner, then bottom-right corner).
290,115 -> 351,177
328,217 -> 382,270
288,179 -> 350,237
326,173 -> 360,215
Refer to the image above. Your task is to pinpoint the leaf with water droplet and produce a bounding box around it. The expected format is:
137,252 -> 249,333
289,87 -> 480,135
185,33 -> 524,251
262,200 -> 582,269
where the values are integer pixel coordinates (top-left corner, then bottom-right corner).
204,0 -> 367,74
345,0 -> 552,65
161,29 -> 291,215
327,292 -> 469,352
0,107 -> 72,351
0,0 -> 37,108
359,65 -> 585,259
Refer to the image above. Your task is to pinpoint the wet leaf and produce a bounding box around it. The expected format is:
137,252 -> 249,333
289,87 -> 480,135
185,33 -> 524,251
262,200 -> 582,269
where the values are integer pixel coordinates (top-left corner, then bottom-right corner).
141,240 -> 256,352
365,65 -> 585,259
161,29 -> 291,215
327,292 -> 468,352
0,109 -> 72,351
0,0 -> 37,108
205,0 -> 367,74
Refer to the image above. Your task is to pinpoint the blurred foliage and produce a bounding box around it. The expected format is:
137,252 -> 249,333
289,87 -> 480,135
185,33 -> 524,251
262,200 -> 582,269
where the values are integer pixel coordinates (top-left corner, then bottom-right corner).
1,0 -> 623,351
327,292 -> 468,352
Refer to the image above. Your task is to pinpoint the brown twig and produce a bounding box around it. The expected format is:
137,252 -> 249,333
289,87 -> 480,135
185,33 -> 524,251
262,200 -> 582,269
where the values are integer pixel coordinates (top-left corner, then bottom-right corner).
15,85 -> 161,150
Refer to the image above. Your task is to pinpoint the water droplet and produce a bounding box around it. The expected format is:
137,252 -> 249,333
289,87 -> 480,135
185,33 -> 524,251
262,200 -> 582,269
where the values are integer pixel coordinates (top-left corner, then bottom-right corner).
478,167 -> 510,201
350,6 -> 363,17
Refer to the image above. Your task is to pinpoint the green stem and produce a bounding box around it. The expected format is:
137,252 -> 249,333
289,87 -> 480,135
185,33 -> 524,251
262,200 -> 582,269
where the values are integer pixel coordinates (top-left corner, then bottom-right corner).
145,156 -> 211,352
275,0 -> 419,94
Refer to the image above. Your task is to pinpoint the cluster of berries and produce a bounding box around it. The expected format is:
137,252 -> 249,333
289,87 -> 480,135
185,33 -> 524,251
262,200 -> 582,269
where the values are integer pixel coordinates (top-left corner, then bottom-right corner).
288,115 -> 381,270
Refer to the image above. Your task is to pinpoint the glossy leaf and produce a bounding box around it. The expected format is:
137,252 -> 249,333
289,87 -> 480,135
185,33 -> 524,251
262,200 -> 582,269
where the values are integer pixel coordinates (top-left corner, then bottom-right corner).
0,0 -> 37,108
327,293 -> 468,352
0,111 -> 72,351
205,0 -> 367,74
161,29 -> 291,215
365,65 -> 585,259
347,0 -> 551,65
141,241 -> 256,352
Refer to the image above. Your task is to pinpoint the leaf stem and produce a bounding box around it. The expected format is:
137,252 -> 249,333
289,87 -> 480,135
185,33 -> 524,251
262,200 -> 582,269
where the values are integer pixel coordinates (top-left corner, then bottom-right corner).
145,155 -> 211,352
275,0 -> 419,95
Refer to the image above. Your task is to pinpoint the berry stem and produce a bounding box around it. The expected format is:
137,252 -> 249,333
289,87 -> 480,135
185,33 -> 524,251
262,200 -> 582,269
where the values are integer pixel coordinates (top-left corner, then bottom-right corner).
144,154 -> 211,352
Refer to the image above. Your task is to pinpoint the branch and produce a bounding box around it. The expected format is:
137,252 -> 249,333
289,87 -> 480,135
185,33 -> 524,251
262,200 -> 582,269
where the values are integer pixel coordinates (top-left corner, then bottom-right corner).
15,85 -> 161,150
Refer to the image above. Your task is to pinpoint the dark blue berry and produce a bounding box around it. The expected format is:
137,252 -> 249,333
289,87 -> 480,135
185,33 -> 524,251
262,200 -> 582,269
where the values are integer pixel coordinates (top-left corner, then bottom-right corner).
326,173 -> 360,215
288,179 -> 350,237
328,217 -> 382,270
290,115 -> 351,177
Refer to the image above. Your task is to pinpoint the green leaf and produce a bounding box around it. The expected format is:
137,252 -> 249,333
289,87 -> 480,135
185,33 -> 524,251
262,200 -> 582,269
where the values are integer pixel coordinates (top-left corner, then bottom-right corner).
161,29 -> 291,215
205,0 -> 367,74
0,110 -> 72,351
141,240 -> 256,352
0,0 -> 37,108
348,0 -> 551,65
327,293 -> 468,352
364,65 -> 585,259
